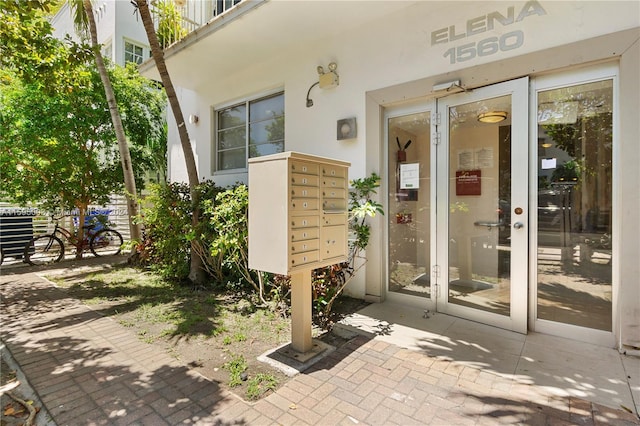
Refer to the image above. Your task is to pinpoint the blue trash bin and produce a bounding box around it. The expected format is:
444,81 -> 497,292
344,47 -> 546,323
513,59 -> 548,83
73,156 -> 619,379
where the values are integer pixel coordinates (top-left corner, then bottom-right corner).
73,209 -> 112,235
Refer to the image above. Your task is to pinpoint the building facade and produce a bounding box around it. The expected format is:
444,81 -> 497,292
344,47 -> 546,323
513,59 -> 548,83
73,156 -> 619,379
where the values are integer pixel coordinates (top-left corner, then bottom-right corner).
140,0 -> 640,352
52,0 -> 150,66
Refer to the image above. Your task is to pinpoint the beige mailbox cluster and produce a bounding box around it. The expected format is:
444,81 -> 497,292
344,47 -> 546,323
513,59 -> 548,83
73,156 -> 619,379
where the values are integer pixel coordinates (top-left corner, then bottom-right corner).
248,151 -> 351,276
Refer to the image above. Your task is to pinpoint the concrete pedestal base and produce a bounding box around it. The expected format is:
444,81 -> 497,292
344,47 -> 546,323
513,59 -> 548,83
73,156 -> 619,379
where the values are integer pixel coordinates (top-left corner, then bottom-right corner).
258,339 -> 335,376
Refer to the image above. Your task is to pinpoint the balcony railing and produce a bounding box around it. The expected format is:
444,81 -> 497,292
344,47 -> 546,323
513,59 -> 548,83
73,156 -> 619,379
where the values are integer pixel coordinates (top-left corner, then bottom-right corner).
151,0 -> 242,49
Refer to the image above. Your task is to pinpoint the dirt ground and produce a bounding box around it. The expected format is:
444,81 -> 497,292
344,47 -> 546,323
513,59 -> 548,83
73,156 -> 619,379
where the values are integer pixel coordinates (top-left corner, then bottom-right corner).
1,349 -> 55,426
162,296 -> 366,400
0,355 -> 26,426
38,258 -> 369,402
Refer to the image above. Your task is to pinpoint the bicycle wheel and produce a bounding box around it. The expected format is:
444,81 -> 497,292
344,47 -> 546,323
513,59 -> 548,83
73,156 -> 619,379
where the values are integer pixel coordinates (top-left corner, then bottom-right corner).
90,229 -> 123,257
24,235 -> 65,266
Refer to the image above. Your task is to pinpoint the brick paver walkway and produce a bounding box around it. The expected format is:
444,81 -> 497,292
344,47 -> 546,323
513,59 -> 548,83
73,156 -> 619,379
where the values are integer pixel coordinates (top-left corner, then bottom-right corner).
1,263 -> 639,425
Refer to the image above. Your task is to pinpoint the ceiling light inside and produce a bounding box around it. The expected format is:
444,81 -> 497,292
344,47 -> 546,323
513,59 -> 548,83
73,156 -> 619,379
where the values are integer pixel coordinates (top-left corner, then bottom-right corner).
477,111 -> 508,123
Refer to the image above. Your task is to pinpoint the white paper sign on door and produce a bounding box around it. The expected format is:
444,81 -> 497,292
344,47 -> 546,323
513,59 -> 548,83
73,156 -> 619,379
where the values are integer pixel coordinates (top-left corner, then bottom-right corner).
541,158 -> 557,170
400,163 -> 420,189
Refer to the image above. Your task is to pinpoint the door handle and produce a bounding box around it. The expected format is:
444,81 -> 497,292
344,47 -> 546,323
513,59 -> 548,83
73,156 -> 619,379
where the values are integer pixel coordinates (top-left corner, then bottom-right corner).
474,221 -> 502,228
513,222 -> 524,229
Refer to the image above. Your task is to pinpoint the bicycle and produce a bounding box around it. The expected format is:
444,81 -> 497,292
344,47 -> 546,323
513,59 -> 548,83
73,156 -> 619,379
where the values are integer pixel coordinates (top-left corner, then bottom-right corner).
23,215 -> 123,266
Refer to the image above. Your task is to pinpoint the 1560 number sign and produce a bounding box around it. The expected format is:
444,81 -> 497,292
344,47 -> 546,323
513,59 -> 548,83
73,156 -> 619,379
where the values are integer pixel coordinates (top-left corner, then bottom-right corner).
443,30 -> 524,64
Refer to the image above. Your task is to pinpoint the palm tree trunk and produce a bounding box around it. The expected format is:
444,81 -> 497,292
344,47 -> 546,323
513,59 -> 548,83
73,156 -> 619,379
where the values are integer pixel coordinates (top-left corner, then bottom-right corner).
135,0 -> 208,285
82,0 -> 142,249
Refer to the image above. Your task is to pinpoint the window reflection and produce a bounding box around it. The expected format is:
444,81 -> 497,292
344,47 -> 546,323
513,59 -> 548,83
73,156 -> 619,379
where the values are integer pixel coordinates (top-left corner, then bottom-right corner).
536,80 -> 613,331
447,95 -> 512,316
216,93 -> 284,171
387,112 -> 431,298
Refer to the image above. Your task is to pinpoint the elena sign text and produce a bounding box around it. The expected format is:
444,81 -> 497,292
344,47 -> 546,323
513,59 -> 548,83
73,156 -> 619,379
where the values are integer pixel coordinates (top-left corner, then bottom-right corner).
431,1 -> 547,64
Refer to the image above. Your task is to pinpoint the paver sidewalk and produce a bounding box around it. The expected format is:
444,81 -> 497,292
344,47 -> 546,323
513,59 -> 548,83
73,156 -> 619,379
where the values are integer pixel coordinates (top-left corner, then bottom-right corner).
1,264 -> 639,425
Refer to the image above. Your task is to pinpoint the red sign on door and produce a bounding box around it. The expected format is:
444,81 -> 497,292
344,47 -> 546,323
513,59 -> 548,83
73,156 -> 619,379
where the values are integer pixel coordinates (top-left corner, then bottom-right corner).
456,170 -> 481,196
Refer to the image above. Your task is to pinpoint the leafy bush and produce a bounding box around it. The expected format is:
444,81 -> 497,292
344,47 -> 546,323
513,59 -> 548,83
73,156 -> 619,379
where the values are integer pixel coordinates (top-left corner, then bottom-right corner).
199,185 -> 257,290
154,0 -> 188,48
138,181 -> 223,282
139,173 -> 382,324
311,173 -> 383,329
139,181 -> 264,292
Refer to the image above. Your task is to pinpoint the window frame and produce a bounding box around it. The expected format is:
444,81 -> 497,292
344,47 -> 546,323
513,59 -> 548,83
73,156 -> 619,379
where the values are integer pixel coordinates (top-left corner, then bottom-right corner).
101,38 -> 113,63
213,89 -> 285,174
528,62 -> 619,346
123,39 -> 146,65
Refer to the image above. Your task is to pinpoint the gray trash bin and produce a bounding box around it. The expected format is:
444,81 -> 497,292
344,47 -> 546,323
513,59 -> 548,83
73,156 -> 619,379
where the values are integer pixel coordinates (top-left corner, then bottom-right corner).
0,209 -> 35,264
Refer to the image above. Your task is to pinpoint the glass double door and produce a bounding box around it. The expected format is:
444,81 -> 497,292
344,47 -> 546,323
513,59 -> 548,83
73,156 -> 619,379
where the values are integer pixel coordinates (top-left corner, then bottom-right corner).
387,70 -> 615,340
387,78 -> 529,333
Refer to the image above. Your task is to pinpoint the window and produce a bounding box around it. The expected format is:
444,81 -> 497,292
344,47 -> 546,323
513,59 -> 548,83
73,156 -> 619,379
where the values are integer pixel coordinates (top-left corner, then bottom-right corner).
124,41 -> 145,65
215,92 -> 284,171
207,0 -> 242,21
102,41 -> 112,62
535,76 -> 614,331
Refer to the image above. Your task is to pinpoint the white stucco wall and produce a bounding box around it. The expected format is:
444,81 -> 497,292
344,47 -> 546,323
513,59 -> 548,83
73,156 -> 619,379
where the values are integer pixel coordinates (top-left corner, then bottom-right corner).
51,3 -> 80,41
171,1 -> 639,185
51,1 -> 115,44
94,1 -> 116,45
618,37 -> 640,348
167,87 -> 201,184
114,1 -> 149,66
160,0 -> 639,345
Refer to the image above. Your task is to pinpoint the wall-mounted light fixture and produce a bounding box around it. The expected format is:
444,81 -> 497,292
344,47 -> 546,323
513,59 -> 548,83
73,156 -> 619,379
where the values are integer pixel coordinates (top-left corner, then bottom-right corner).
337,117 -> 356,140
477,111 -> 507,123
318,62 -> 339,89
432,79 -> 467,93
306,62 -> 339,108
188,114 -> 199,124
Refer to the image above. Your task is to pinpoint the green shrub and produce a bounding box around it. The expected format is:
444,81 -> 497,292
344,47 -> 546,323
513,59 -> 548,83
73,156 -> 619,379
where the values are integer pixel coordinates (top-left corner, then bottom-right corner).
312,173 -> 383,329
200,185 -> 257,291
222,354 -> 247,387
138,181 -> 223,282
154,0 -> 188,48
139,181 -> 262,292
246,373 -> 278,400
138,173 -> 381,322
138,182 -> 191,280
